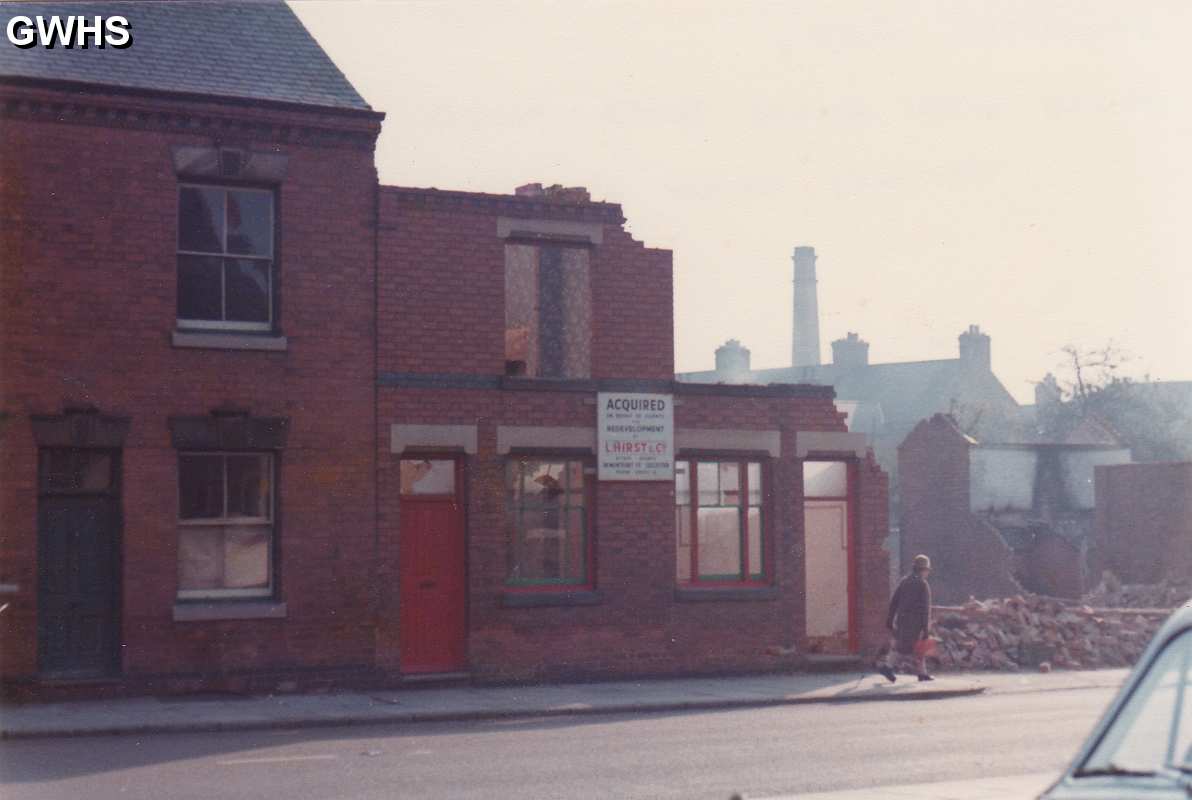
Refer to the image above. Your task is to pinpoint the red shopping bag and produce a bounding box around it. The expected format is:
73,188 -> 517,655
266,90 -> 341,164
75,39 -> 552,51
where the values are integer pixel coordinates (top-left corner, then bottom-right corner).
914,637 -> 938,658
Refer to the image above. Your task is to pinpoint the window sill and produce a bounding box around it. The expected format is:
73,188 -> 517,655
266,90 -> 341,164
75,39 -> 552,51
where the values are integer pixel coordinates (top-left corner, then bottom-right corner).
173,601 -> 287,621
674,586 -> 778,602
172,330 -> 288,352
501,590 -> 603,608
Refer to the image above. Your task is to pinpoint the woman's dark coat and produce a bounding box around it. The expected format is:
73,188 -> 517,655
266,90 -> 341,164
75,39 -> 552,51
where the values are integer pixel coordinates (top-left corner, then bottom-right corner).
887,573 -> 932,655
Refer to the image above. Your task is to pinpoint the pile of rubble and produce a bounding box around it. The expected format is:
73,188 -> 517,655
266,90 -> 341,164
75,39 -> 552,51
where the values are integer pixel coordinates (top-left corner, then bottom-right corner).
1081,574 -> 1192,610
930,594 -> 1171,672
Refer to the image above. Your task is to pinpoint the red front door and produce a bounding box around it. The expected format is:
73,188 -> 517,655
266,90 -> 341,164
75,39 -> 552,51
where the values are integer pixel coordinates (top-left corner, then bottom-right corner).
399,458 -> 467,673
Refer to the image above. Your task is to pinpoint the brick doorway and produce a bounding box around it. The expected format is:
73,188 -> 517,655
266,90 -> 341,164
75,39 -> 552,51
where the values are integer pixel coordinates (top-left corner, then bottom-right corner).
398,457 -> 467,674
803,460 -> 856,654
37,448 -> 122,679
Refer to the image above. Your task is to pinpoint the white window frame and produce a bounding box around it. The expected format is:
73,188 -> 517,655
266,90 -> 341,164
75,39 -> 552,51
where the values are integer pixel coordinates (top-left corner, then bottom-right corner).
176,184 -> 275,333
177,451 -> 275,600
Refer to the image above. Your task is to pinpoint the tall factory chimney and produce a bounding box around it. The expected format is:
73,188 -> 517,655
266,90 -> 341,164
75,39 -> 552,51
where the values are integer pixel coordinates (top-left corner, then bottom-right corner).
792,246 -> 821,367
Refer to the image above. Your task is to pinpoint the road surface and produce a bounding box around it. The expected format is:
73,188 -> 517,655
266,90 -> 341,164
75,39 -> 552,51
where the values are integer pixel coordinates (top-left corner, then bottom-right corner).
0,685 -> 1115,800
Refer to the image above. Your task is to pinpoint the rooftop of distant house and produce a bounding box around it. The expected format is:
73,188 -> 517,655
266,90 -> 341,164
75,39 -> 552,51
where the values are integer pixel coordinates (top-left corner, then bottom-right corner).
679,326 -> 1018,430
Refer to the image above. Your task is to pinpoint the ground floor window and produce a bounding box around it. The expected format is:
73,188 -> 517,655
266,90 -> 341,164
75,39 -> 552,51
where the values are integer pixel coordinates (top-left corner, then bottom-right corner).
177,452 -> 274,599
676,458 -> 767,584
505,457 -> 591,587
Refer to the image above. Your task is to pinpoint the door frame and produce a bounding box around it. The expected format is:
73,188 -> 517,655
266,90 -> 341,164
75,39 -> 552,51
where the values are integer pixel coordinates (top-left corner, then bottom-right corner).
36,446 -> 124,679
801,457 -> 859,653
397,453 -> 468,674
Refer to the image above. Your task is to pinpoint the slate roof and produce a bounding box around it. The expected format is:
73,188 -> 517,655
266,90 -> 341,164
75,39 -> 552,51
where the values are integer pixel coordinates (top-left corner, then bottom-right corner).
0,1 -> 372,112
679,358 -> 1019,429
1014,379 -> 1192,448
1139,380 -> 1192,410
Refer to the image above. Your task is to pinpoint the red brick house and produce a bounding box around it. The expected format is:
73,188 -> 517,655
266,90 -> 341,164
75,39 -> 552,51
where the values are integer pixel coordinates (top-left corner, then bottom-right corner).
1,1 -> 889,695
374,183 -> 891,679
0,2 -> 383,693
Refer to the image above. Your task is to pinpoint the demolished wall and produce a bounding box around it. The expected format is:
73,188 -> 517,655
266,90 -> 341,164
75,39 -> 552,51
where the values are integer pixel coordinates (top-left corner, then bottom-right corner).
931,593 -> 1173,672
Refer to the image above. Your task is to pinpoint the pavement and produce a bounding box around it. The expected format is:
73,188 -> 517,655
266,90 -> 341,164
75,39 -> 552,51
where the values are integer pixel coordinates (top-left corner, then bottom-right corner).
0,667 -> 1129,741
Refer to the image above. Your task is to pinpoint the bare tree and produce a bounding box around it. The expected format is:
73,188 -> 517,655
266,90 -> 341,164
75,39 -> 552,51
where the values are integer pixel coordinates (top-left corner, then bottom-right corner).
1039,343 -> 1191,461
948,397 -> 984,437
1057,343 -> 1129,405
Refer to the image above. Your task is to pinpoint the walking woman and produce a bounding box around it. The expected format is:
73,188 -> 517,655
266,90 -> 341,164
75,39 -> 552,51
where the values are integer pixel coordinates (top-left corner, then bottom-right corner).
878,554 -> 934,682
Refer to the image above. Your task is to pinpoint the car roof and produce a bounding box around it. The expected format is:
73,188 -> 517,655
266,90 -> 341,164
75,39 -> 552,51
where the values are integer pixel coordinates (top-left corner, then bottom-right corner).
1043,599 -> 1192,797
1163,600 -> 1192,634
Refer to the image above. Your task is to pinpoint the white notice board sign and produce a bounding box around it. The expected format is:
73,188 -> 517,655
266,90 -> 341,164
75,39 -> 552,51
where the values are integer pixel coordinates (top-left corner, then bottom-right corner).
597,392 -> 674,481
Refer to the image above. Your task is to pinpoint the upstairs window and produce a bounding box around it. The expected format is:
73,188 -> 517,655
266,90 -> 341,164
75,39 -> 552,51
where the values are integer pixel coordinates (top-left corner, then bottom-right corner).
177,185 -> 275,331
505,244 -> 591,378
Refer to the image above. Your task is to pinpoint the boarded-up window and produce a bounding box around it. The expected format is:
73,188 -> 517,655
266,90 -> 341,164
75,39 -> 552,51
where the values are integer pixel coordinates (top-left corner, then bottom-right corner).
177,453 -> 273,599
505,244 -> 591,378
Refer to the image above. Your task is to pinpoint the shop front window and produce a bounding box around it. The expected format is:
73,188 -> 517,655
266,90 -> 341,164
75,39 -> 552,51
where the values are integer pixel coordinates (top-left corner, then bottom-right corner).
506,457 -> 592,586
676,459 -> 767,584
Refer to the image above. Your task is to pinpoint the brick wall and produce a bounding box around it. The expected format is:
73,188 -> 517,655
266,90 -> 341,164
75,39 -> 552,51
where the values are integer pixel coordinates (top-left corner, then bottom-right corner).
375,382 -> 890,681
1016,532 -> 1083,599
376,181 -> 888,679
591,227 -> 673,379
2,83 -> 893,691
898,414 -> 980,604
1094,462 -> 1192,584
0,84 -> 381,687
960,517 -> 1022,601
377,190 -> 505,376
855,452 -> 892,650
377,186 -> 672,378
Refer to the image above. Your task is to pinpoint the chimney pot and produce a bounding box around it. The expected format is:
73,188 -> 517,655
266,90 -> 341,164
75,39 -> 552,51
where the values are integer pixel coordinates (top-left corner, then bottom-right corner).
515,182 -> 545,197
1035,372 -> 1061,406
831,332 -> 869,369
958,324 -> 992,372
543,185 -> 591,203
715,339 -> 752,383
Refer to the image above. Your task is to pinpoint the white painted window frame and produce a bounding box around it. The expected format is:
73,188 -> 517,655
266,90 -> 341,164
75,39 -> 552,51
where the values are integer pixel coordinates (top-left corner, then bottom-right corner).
176,451 -> 275,600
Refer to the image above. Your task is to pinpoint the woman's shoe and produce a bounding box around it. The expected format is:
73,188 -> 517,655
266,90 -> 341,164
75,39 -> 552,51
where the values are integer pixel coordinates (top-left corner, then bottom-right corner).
917,673 -> 935,682
878,665 -> 896,683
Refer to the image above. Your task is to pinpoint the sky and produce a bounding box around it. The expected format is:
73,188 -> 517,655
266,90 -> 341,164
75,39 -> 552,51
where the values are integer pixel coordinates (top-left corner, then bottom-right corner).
291,0 -> 1192,403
